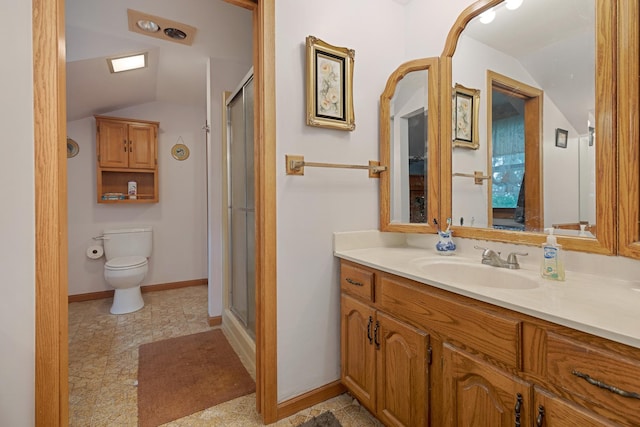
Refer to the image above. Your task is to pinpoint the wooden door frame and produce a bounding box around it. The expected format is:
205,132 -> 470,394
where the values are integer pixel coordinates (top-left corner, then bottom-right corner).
33,0 -> 278,424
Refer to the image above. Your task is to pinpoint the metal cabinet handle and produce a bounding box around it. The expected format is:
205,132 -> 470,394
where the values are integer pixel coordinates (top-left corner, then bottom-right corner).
374,321 -> 380,349
346,278 -> 363,287
367,316 -> 373,344
536,405 -> 545,427
514,393 -> 523,427
572,370 -> 640,399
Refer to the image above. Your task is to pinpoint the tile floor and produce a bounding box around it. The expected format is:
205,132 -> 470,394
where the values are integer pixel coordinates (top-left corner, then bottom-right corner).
68,285 -> 381,426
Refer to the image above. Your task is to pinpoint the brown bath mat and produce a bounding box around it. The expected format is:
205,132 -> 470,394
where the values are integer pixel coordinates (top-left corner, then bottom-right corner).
297,411 -> 343,427
137,329 -> 255,426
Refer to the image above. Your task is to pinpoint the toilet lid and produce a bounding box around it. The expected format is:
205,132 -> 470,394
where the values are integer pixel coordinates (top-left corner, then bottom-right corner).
105,256 -> 147,270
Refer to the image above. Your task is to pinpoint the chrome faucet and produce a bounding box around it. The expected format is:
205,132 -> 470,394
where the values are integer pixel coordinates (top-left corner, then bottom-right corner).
474,246 -> 528,269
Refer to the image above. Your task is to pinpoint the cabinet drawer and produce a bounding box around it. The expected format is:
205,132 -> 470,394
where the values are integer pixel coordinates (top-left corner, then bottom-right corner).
377,274 -> 521,368
341,262 -> 374,302
546,333 -> 640,423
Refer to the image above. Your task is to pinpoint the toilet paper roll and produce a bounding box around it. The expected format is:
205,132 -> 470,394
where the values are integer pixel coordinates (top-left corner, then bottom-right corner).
86,245 -> 104,259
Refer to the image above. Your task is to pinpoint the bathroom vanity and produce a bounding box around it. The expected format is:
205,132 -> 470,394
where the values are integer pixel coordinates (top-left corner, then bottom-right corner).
336,234 -> 640,427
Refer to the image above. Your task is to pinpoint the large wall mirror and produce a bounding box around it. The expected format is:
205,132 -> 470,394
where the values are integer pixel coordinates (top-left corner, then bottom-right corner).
439,0 -> 616,254
380,58 -> 440,233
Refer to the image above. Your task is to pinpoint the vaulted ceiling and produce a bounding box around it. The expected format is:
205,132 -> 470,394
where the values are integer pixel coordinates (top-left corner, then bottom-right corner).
66,0 -> 253,121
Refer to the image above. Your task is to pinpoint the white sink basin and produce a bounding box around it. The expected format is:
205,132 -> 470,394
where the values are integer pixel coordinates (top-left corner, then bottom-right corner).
414,259 -> 540,290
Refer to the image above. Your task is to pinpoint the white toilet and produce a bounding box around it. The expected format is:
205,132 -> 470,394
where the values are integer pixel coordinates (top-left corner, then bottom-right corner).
103,226 -> 153,314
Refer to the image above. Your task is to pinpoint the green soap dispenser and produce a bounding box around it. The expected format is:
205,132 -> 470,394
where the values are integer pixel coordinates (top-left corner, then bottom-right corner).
540,228 -> 565,281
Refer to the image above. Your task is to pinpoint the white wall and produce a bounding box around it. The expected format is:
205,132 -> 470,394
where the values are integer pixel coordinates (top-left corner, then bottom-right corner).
66,101 -> 208,295
0,1 -> 35,425
273,0 -> 477,402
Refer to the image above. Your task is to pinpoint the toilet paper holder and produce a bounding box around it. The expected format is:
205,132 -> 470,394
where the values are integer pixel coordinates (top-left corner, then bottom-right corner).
86,244 -> 104,259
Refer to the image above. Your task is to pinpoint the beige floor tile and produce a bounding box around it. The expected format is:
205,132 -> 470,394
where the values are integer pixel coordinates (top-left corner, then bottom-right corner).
69,285 -> 377,426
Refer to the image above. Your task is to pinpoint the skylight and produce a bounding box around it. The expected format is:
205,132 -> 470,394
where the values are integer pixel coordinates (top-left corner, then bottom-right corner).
107,53 -> 148,73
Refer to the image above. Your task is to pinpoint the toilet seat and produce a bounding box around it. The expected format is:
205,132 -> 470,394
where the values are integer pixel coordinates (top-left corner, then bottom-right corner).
105,256 -> 147,270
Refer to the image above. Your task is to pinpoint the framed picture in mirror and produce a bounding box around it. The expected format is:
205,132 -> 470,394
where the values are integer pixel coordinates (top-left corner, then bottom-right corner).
452,84 -> 480,149
305,35 -> 355,131
555,128 -> 568,148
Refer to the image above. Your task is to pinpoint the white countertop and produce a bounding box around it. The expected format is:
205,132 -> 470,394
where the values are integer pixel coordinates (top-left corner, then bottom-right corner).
334,231 -> 640,350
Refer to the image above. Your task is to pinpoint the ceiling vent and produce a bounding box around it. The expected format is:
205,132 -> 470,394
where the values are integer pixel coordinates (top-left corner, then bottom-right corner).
127,9 -> 197,46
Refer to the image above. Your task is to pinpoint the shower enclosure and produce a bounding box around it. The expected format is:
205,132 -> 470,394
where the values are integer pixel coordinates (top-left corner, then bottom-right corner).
226,71 -> 255,340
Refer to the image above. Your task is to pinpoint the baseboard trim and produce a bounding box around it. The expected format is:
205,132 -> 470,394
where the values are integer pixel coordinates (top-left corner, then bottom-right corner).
276,380 -> 346,420
208,316 -> 222,326
68,279 -> 207,303
141,278 -> 207,293
68,290 -> 114,303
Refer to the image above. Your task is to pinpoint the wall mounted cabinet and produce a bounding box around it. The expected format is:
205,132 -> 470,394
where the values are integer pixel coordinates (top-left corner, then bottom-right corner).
95,115 -> 159,203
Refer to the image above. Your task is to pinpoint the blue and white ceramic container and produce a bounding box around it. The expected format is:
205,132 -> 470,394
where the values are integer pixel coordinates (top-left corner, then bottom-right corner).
435,230 -> 456,255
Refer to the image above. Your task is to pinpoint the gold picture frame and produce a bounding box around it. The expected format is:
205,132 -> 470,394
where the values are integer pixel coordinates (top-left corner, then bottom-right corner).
305,35 -> 355,131
452,83 -> 480,149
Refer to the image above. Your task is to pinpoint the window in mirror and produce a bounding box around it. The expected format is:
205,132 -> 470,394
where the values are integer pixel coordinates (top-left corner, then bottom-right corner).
491,90 -> 525,230
488,73 -> 543,232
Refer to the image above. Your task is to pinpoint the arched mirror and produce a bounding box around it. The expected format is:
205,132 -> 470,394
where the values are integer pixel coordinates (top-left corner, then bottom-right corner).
439,0 -> 615,254
380,58 -> 440,232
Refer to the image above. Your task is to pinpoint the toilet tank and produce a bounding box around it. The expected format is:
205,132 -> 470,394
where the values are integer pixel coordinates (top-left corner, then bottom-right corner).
103,226 -> 153,260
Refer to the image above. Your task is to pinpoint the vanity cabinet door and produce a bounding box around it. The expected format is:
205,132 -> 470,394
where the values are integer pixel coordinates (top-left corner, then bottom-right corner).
376,311 -> 429,427
533,387 -> 618,427
341,294 -> 376,412
442,344 -> 532,427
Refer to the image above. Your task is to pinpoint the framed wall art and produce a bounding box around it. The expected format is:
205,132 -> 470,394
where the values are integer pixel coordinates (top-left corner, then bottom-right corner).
67,137 -> 79,158
555,128 -> 568,148
452,83 -> 480,149
305,35 -> 355,131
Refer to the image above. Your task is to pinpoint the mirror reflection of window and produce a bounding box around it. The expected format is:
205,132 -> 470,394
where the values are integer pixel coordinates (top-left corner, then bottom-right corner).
491,89 -> 525,230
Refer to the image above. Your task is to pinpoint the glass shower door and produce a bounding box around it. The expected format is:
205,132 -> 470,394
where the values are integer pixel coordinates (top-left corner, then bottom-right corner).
228,75 -> 255,339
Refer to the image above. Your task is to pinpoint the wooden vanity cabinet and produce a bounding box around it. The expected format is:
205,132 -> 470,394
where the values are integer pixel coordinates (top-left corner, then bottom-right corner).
340,263 -> 429,427
339,259 -> 640,426
533,388 -> 619,427
95,115 -> 159,203
442,344 -> 533,427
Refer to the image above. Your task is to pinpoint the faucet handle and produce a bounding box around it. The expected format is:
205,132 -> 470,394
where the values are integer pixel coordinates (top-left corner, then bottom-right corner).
506,251 -> 528,267
474,245 -> 499,256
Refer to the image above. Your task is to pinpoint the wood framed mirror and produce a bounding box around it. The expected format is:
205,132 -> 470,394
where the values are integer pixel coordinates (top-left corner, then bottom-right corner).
380,57 -> 440,233
438,0 -> 616,254
617,0 -> 640,259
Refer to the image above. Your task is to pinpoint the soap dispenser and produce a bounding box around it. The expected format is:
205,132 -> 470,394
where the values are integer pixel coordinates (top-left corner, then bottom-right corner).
540,228 -> 565,281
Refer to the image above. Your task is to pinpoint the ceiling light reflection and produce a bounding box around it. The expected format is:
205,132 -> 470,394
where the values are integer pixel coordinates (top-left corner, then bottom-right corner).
479,9 -> 496,24
505,0 -> 524,10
